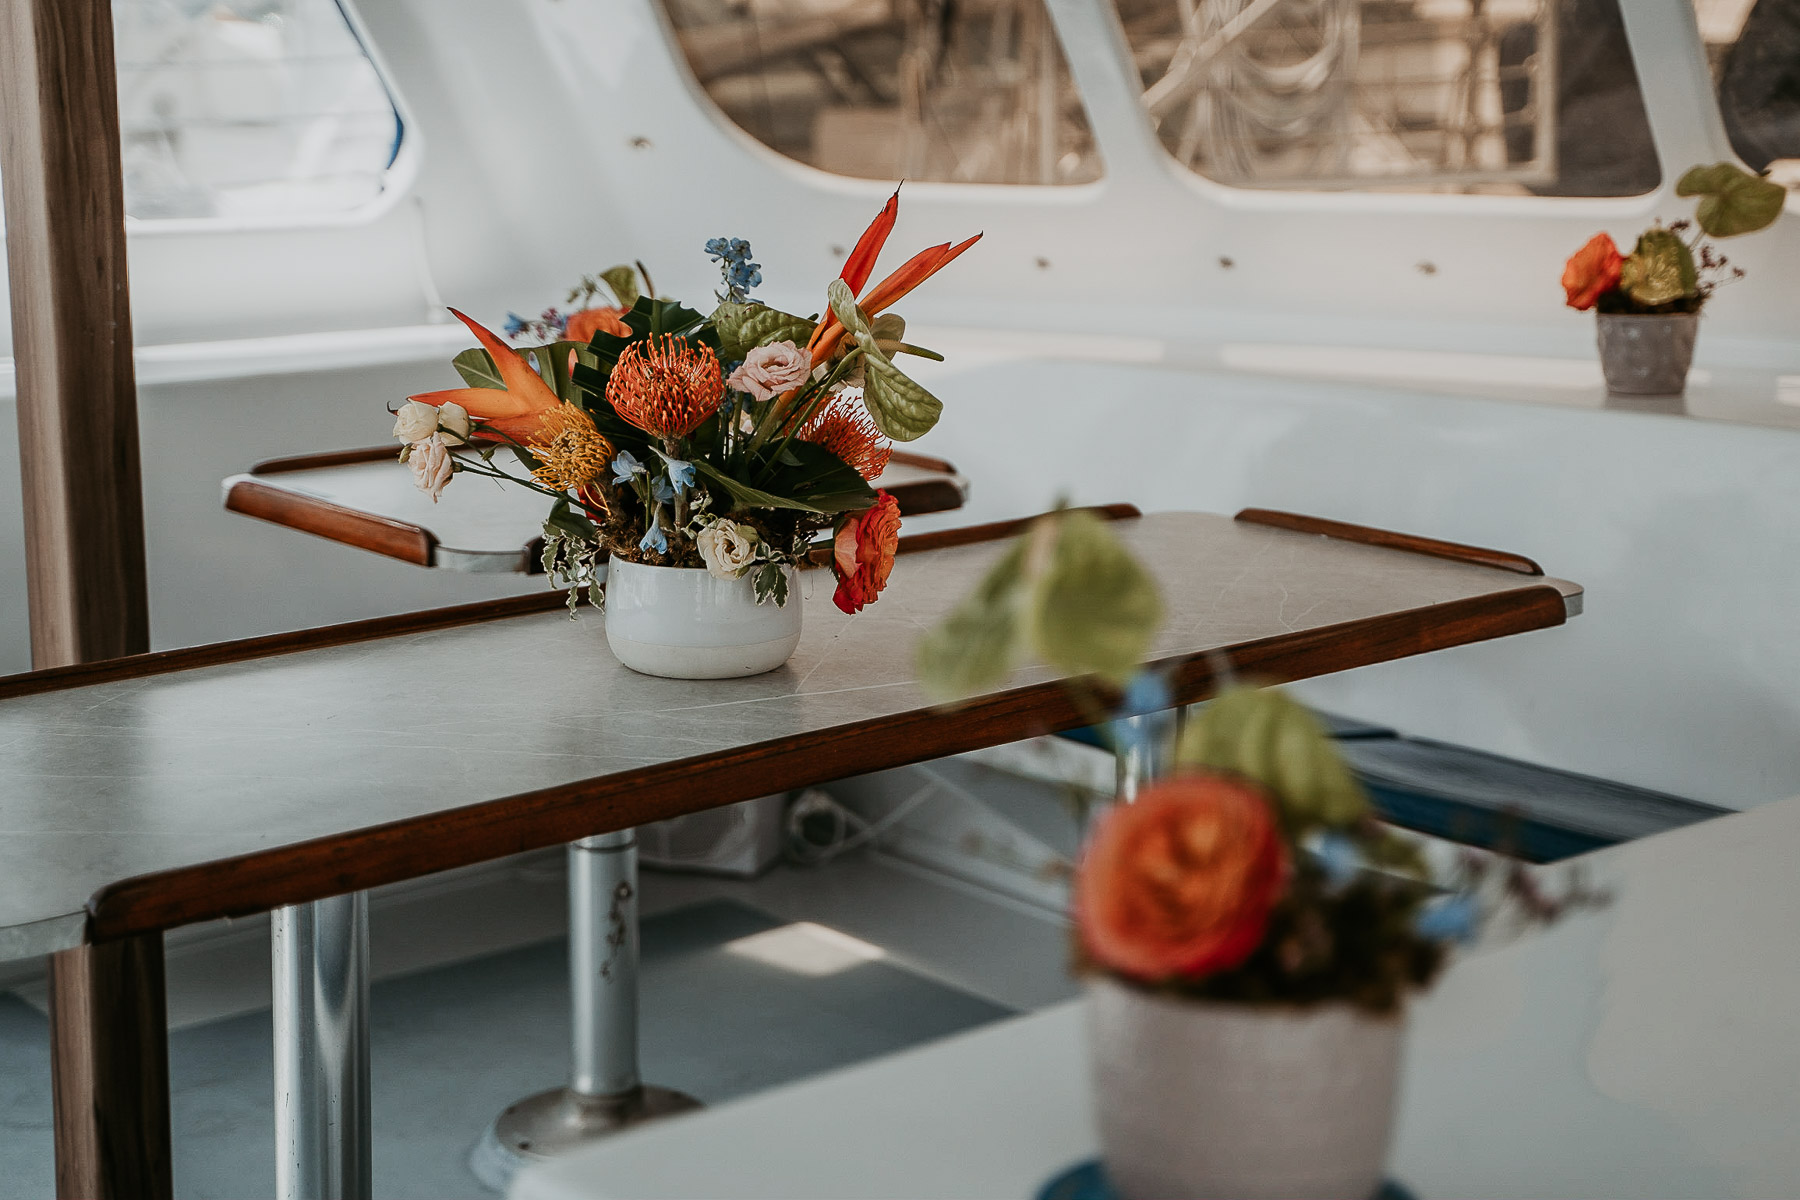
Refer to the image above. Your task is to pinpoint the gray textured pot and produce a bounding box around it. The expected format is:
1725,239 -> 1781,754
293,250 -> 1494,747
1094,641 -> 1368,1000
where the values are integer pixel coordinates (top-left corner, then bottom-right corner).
1596,311 -> 1699,396
1086,976 -> 1403,1200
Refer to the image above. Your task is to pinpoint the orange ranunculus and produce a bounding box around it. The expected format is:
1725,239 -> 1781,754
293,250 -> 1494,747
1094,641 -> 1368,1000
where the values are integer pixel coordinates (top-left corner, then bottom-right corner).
1076,774 -> 1288,984
1562,233 -> 1624,311
566,306 -> 631,343
407,308 -> 562,442
832,491 -> 901,614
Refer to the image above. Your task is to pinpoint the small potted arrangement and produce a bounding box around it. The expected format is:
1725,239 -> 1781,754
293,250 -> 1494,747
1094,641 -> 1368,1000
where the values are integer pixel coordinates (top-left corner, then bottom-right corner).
1562,162 -> 1784,395
387,193 -> 977,678
919,510 -> 1596,1200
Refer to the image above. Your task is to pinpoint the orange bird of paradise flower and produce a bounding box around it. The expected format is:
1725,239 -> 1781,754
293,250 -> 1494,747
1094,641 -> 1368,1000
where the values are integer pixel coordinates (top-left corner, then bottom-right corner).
408,308 -> 562,443
806,190 -> 981,368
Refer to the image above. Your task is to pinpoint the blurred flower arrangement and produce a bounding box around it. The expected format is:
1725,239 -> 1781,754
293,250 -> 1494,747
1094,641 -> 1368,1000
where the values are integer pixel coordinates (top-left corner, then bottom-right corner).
390,191 -> 976,614
917,509 -> 1602,1014
1562,162 -> 1783,313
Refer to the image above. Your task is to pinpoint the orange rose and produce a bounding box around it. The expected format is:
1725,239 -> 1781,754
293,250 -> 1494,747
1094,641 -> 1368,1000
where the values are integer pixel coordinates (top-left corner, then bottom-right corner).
566,306 -> 631,342
1562,233 -> 1624,311
1076,774 -> 1288,983
832,491 -> 901,614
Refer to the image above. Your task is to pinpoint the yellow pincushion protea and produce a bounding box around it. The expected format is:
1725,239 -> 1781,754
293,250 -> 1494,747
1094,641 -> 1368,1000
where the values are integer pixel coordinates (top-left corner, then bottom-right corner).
529,404 -> 614,494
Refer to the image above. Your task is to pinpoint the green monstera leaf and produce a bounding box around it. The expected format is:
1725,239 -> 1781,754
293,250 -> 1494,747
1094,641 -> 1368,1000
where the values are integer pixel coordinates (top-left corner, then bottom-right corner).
1175,686 -> 1369,832
1677,162 -> 1787,238
1620,228 -> 1698,306
916,510 -> 1164,699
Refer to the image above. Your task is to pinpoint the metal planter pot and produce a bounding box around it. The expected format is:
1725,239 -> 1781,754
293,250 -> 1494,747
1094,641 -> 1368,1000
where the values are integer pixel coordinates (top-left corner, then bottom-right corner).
1596,312 -> 1699,396
1086,975 -> 1403,1200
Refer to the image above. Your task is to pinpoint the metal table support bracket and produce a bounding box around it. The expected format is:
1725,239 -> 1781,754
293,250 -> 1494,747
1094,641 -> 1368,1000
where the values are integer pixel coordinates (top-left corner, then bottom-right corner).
273,892 -> 371,1200
470,830 -> 700,1191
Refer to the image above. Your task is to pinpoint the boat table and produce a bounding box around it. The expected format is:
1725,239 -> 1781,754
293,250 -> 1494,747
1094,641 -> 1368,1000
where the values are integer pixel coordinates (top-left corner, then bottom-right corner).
0,508 -> 1580,1199
221,446 -> 971,571
508,787 -> 1799,1200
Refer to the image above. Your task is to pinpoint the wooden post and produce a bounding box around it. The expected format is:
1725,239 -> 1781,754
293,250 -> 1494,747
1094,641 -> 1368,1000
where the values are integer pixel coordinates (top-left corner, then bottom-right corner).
1,0 -> 151,666
48,938 -> 174,1200
1,2 -> 169,1197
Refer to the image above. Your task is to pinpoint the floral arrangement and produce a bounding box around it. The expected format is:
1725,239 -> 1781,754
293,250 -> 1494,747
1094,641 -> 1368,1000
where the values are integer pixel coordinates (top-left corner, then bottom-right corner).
919,509 -> 1600,1013
389,191 -> 976,613
1562,162 -> 1784,313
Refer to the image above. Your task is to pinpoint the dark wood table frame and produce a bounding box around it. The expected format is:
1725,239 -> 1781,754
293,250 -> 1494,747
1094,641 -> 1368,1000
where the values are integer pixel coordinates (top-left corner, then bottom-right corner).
223,447 -> 972,572
0,508 -> 1578,1198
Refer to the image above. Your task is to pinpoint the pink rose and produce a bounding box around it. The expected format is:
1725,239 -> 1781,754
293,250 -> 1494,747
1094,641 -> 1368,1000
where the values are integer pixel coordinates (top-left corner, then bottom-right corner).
407,432 -> 455,502
727,341 -> 812,401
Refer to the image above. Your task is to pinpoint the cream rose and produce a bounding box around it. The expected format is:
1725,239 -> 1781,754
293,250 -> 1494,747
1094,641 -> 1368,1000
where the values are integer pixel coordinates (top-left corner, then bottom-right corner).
726,341 -> 812,401
437,400 -> 473,445
408,433 -> 455,502
392,399 -> 440,443
696,519 -> 761,579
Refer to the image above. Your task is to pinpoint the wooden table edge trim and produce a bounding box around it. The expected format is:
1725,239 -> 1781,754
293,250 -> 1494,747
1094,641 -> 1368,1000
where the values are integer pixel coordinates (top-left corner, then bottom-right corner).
82,580 -> 1568,942
1234,508 -> 1544,576
225,476 -> 438,567
0,505 -> 1141,702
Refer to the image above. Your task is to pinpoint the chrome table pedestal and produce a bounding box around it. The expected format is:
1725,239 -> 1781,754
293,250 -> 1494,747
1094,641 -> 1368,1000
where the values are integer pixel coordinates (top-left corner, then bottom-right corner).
470,829 -> 700,1192
274,892 -> 372,1200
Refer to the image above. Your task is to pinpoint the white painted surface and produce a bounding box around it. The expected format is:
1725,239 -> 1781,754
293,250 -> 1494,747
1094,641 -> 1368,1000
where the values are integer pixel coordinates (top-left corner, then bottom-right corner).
509,796 -> 1800,1200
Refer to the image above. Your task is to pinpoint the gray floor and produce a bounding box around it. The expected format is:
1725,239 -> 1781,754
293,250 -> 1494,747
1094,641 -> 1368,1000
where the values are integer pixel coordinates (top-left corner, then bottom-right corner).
0,899 -> 1013,1199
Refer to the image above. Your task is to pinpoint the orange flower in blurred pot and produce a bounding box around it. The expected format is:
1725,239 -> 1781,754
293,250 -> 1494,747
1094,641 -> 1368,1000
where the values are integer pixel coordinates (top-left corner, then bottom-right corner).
1562,233 -> 1624,311
1076,774 -> 1288,983
832,491 -> 901,614
566,306 -> 631,342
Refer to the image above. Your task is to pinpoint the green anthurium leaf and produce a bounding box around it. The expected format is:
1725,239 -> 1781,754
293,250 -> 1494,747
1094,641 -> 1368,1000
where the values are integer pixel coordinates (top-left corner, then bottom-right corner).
1024,510 -> 1163,687
600,264 -> 640,309
916,540 -> 1031,700
1175,687 -> 1369,831
1677,162 -> 1787,238
870,313 -> 905,342
714,303 -> 818,363
1621,228 -> 1698,306
826,279 -> 872,338
452,348 -> 505,390
859,344 -> 944,441
895,343 -> 946,362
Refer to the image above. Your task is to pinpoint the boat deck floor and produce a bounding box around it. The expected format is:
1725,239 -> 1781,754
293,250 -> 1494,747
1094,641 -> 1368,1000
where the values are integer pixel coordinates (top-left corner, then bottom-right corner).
0,845 -> 1075,1198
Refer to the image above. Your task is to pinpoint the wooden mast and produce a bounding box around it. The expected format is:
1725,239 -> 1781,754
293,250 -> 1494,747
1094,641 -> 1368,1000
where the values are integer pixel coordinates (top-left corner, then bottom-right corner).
0,2 -> 170,1196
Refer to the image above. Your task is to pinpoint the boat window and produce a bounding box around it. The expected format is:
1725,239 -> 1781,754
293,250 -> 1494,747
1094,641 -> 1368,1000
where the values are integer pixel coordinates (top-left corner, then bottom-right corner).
1113,0 -> 1660,196
112,0 -> 405,221
655,0 -> 1103,185
1694,0 -> 1800,185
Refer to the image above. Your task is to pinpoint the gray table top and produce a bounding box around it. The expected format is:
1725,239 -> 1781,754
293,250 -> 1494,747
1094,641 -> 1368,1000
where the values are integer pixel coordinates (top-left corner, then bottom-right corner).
0,512 -> 1579,960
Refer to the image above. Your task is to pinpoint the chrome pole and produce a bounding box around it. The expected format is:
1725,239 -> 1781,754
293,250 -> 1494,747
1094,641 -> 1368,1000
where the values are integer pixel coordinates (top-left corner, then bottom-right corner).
470,830 -> 699,1192
569,830 -> 639,1096
273,892 -> 371,1200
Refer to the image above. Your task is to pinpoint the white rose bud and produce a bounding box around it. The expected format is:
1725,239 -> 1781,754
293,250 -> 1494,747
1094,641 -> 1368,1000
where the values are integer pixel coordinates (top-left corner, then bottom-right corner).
696,520 -> 761,579
408,432 -> 455,502
437,401 -> 473,445
392,399 -> 440,443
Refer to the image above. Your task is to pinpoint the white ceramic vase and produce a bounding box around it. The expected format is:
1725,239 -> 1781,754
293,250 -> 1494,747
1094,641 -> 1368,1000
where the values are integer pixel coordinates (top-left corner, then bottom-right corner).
603,557 -> 802,679
1086,975 -> 1403,1200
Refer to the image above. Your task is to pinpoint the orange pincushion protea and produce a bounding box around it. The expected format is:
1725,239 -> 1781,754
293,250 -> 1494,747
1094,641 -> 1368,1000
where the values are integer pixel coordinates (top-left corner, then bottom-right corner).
800,394 -> 892,481
606,336 -> 725,440
1076,774 -> 1288,984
